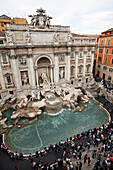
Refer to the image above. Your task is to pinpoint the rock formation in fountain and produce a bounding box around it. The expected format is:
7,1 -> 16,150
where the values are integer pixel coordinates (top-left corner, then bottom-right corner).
0,118 -> 7,129
0,83 -> 90,129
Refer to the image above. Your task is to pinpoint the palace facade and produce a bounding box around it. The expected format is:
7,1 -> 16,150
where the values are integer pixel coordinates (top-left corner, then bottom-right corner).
96,28 -> 113,83
0,8 -> 97,98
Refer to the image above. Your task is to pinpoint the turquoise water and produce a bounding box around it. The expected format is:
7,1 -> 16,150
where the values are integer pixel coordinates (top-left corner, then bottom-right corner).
2,109 -> 15,125
5,100 -> 108,154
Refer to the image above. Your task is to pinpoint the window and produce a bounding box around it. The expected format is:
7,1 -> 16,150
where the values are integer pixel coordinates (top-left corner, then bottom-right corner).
79,50 -> 82,57
103,66 -> 107,70
98,56 -> 101,62
112,49 -> 113,54
86,66 -> 90,72
99,49 -> 103,53
106,49 -> 109,54
88,50 -> 90,56
89,40 -> 91,43
101,40 -> 103,45
109,68 -> 113,72
2,53 -> 8,64
1,22 -> 4,27
9,91 -> 14,94
71,51 -> 74,58
111,58 -> 113,64
81,40 -> 83,43
0,40 -> 3,44
6,76 -> 11,84
105,57 -> 108,63
71,66 -> 74,75
108,39 -> 110,46
79,66 -> 82,74
98,64 -> 101,68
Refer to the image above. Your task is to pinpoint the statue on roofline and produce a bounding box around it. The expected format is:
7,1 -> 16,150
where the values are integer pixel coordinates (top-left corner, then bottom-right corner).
29,8 -> 52,28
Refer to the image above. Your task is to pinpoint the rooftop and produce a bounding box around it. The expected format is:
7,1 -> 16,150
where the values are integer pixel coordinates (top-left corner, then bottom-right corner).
72,33 -> 98,38
0,15 -> 11,20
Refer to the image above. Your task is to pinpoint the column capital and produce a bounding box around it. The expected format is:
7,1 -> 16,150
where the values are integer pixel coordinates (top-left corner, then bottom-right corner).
75,50 -> 79,54
10,54 -> 17,59
27,54 -> 32,58
83,50 -> 87,54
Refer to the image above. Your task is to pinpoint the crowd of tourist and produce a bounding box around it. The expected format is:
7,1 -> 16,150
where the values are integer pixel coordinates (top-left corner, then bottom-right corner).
1,120 -> 113,169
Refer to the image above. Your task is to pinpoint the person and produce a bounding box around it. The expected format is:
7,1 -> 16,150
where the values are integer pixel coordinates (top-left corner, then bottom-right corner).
76,161 -> 79,170
15,165 -> 19,170
79,161 -> 82,170
88,157 -> 91,166
79,152 -> 82,159
84,154 -> 87,163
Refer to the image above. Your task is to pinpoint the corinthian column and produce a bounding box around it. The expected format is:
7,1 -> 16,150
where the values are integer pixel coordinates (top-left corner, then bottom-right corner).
75,51 -> 79,79
0,62 -> 5,89
83,51 -> 87,77
27,54 -> 35,88
91,51 -> 94,75
50,67 -> 53,84
54,55 -> 59,83
65,49 -> 71,81
10,50 -> 20,90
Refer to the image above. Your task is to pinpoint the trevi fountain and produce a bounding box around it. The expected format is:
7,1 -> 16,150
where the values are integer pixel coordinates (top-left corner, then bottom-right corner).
0,75 -> 109,154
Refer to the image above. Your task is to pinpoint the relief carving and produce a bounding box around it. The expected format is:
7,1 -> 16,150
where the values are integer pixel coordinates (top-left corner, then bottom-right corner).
53,32 -> 59,42
26,31 -> 31,43
19,56 -> 27,65
59,54 -> 65,62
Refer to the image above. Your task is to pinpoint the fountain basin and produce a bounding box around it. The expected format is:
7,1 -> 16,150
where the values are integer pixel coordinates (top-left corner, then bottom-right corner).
5,99 -> 109,154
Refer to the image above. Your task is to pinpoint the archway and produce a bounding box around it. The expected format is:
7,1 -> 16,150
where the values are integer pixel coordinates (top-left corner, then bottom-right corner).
35,56 -> 53,86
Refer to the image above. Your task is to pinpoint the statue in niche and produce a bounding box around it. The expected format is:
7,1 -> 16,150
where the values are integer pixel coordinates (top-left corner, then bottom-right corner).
41,70 -> 49,85
22,72 -> 28,85
59,68 -> 64,79
19,56 -> 27,65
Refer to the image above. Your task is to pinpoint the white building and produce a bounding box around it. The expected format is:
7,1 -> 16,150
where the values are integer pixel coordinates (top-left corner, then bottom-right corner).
0,8 -> 97,98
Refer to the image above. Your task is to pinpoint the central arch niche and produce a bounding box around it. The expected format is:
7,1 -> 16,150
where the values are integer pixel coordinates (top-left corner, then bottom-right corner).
36,56 -> 53,86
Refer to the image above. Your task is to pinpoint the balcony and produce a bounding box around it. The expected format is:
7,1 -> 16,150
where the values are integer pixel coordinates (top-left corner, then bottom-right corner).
77,73 -> 83,78
1,62 -> 10,68
6,83 -> 14,88
85,72 -> 91,76
78,58 -> 83,63
86,58 -> 91,62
